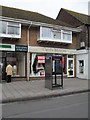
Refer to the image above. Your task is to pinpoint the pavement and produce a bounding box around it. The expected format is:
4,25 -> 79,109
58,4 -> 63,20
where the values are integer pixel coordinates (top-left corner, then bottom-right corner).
0,78 -> 89,103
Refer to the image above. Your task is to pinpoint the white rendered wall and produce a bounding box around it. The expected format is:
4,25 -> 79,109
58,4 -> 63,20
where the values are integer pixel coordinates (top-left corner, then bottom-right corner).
76,53 -> 88,79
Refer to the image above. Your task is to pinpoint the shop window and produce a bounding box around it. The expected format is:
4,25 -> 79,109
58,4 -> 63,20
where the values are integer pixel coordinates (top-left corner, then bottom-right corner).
79,60 -> 84,74
6,52 -> 26,77
30,54 -> 45,77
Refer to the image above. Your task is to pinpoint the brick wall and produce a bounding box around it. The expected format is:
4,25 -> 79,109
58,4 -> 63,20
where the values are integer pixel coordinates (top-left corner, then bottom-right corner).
2,26 -> 27,45
29,27 -> 77,49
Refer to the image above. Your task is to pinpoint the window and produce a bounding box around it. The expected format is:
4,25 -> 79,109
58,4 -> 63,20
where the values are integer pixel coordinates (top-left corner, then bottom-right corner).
42,27 -> 52,38
38,27 -> 72,43
6,52 -> 26,77
79,60 -> 84,74
62,30 -> 72,42
8,22 -> 20,35
0,21 -> 21,38
52,29 -> 61,39
0,21 -> 7,34
30,53 -> 45,77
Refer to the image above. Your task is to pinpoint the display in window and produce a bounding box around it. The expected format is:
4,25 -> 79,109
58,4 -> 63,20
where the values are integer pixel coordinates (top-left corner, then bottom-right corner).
31,54 -> 45,77
79,60 -> 84,74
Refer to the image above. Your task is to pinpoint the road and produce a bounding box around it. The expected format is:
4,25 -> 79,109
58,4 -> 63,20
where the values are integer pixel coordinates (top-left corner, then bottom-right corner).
2,92 -> 88,118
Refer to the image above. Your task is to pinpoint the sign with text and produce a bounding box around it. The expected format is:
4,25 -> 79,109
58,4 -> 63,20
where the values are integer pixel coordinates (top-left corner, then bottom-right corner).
15,45 -> 28,52
38,56 -> 45,63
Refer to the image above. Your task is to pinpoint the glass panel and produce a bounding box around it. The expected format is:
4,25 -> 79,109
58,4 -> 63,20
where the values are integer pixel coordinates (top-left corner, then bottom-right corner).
68,60 -> 73,76
0,21 -> 7,34
68,60 -> 73,69
68,55 -> 73,58
8,22 -> 19,26
53,31 -> 61,39
0,21 -> 2,33
63,33 -> 71,41
79,60 -> 84,74
31,53 -> 45,77
8,26 -> 19,35
6,52 -> 25,77
42,27 -> 51,38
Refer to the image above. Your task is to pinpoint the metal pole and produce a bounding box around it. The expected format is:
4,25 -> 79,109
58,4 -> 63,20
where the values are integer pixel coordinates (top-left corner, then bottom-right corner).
27,22 -> 32,81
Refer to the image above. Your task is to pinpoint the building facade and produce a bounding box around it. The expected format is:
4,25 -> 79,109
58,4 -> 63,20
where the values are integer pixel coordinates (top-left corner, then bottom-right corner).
56,8 -> 90,79
0,6 -> 81,81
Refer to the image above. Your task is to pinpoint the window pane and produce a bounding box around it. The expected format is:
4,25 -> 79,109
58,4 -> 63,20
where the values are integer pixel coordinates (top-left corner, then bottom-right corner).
53,31 -> 61,39
6,52 -> 25,77
63,33 -> 71,41
79,60 -> 84,74
42,27 -> 51,38
8,26 -> 19,35
8,22 -> 19,26
2,21 -> 7,34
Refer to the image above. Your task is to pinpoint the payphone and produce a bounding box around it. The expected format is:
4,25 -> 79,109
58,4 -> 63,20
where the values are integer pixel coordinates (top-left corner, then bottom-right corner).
45,54 -> 63,90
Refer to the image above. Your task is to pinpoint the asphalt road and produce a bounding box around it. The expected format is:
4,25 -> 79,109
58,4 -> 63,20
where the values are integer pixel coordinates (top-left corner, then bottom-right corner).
2,92 -> 88,118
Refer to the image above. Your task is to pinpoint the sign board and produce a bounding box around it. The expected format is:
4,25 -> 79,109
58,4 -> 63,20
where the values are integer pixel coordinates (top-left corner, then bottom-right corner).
29,46 -> 76,54
15,45 -> 28,52
0,44 -> 15,51
38,56 -> 45,63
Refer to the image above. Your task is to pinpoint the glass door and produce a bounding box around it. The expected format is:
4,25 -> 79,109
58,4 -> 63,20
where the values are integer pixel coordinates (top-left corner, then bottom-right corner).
67,58 -> 74,77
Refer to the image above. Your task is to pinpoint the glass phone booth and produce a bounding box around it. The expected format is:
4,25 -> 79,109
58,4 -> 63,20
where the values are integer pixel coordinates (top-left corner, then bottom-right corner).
45,54 -> 63,90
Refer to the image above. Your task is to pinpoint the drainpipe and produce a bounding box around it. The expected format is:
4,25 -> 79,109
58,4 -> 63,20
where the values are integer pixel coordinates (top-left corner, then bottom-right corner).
85,24 -> 90,80
27,22 -> 32,81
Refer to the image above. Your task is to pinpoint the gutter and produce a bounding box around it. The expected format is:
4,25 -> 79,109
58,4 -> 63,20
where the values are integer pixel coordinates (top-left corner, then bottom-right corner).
0,16 -> 82,33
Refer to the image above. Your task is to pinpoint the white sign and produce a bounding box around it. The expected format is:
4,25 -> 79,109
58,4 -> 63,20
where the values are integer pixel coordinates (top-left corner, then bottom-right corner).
29,46 -> 76,54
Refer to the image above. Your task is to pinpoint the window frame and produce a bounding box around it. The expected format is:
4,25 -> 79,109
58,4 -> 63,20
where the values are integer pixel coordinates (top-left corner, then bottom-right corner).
38,26 -> 72,44
0,21 -> 21,38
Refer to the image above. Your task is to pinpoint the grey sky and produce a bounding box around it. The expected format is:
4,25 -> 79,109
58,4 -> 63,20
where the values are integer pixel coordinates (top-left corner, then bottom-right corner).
0,0 -> 89,19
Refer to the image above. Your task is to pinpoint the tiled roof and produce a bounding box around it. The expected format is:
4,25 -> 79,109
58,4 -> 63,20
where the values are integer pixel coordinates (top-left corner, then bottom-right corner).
1,6 -> 72,27
63,8 -> 90,25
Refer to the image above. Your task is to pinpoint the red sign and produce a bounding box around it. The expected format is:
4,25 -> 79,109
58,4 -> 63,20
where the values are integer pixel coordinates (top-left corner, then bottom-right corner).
38,56 -> 45,64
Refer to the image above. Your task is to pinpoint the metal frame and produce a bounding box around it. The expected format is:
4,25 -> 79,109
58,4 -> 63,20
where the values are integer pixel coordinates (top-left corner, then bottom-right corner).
45,54 -> 63,90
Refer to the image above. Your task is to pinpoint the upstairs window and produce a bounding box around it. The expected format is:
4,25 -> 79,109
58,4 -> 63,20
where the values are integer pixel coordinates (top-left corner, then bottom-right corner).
0,21 -> 21,38
52,29 -> 61,40
42,27 -> 52,39
8,22 -> 20,35
62,30 -> 72,42
38,27 -> 72,44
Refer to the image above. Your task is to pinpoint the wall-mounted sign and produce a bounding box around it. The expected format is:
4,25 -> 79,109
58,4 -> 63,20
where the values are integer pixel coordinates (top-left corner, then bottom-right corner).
15,45 -> 28,52
29,46 -> 76,54
0,44 -> 15,51
38,56 -> 45,63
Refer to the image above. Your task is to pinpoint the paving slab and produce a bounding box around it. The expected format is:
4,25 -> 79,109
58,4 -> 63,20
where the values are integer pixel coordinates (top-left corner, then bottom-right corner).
0,78 -> 89,103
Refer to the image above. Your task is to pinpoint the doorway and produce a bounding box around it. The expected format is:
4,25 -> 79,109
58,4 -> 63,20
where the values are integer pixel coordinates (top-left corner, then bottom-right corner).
67,55 -> 74,77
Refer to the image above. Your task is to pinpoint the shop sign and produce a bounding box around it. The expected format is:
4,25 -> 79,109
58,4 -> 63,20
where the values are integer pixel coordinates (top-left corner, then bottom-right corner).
29,46 -> 76,54
0,44 -> 15,51
38,56 -> 45,63
15,45 -> 28,52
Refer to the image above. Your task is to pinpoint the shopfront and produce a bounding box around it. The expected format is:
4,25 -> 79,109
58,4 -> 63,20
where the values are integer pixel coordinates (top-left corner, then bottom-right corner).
29,46 -> 76,78
1,44 -> 27,80
76,49 -> 88,79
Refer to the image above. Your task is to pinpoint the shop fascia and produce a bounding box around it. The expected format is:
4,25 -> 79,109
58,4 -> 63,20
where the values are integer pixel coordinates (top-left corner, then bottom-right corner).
0,44 -> 28,52
29,46 -> 76,54
0,44 -> 15,51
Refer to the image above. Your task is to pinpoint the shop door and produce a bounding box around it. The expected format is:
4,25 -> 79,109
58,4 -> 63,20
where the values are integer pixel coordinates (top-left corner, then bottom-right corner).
67,58 -> 74,77
2,57 -> 7,80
